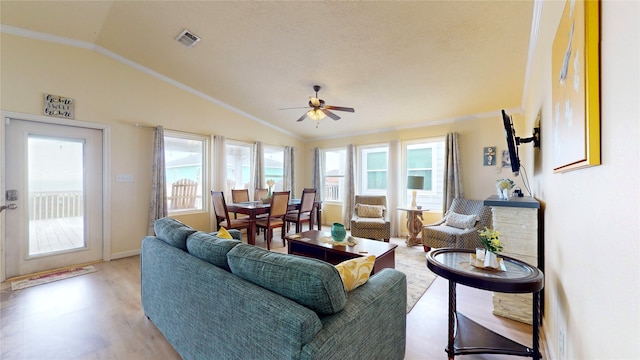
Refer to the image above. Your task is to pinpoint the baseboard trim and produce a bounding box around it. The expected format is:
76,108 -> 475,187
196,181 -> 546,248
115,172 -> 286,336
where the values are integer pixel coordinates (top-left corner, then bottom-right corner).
111,249 -> 140,260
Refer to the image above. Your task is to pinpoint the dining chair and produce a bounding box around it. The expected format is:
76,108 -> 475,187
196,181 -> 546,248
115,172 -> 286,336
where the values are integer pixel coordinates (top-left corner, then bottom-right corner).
231,189 -> 250,219
285,188 -> 316,233
254,188 -> 269,202
211,191 -> 251,236
255,191 -> 290,250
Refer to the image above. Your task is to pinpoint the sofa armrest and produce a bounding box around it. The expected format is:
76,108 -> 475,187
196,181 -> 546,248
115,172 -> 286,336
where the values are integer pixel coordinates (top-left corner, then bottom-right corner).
301,268 -> 407,360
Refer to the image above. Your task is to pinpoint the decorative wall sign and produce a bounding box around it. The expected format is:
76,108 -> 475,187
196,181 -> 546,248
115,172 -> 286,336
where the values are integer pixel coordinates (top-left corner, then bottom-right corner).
483,147 -> 496,166
551,0 -> 600,172
44,93 -> 74,119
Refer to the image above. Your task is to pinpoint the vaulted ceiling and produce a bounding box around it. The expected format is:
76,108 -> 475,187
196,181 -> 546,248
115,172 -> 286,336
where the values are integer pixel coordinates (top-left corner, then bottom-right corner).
1,1 -> 534,140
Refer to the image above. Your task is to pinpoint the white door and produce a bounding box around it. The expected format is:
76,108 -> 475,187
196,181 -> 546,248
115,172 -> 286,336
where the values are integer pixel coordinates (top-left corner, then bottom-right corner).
4,119 -> 103,278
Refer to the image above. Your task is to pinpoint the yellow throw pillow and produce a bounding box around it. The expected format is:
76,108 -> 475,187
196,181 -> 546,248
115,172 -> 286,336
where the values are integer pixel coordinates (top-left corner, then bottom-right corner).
335,255 -> 376,291
217,227 -> 233,239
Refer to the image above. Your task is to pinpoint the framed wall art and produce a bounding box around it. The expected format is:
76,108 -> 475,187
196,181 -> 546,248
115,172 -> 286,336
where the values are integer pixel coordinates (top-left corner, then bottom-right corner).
551,0 -> 600,173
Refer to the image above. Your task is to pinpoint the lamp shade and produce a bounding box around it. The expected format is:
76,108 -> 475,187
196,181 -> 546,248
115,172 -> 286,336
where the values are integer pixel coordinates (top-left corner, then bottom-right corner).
407,176 -> 424,190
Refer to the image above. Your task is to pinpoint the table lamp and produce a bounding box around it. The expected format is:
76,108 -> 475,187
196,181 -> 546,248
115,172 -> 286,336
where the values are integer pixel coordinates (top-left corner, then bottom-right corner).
407,176 -> 424,209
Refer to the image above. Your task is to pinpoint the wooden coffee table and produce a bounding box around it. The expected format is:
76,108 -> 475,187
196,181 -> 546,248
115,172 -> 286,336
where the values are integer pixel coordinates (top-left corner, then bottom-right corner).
285,230 -> 397,274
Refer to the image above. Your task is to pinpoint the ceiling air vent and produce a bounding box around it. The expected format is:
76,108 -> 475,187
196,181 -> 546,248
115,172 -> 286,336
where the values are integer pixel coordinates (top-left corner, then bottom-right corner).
175,29 -> 201,48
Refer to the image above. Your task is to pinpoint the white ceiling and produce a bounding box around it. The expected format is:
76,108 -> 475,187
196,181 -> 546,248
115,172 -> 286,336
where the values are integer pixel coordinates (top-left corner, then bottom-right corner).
1,1 -> 534,140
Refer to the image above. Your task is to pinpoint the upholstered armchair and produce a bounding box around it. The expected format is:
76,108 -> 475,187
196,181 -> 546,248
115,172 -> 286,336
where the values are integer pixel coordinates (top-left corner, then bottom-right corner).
350,195 -> 391,242
421,198 -> 492,251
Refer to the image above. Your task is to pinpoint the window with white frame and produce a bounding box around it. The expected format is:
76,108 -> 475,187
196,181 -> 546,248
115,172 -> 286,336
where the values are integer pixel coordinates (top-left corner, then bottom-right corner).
225,141 -> 252,194
323,148 -> 346,202
264,145 -> 284,191
164,131 -> 208,213
360,145 -> 388,195
403,138 -> 445,210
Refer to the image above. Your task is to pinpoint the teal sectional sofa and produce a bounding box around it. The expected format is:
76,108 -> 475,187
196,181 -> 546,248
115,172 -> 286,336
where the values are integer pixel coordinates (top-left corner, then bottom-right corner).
141,217 -> 407,360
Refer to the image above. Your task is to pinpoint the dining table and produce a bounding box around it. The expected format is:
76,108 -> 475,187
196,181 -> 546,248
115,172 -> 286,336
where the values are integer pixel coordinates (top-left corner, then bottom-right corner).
226,199 -> 322,245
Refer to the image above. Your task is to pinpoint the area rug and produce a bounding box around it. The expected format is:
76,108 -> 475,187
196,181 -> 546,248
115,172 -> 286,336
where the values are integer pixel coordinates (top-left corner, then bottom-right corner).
391,238 -> 437,313
10,265 -> 97,291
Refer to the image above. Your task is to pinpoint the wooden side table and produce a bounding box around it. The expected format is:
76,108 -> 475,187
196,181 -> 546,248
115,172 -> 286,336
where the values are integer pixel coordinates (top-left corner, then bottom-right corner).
398,207 -> 425,246
426,248 -> 544,360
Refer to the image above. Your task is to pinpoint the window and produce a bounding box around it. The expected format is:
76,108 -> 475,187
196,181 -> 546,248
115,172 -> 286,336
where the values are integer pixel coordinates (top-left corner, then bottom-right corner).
360,145 -> 388,194
403,138 -> 445,209
225,141 -> 252,193
264,145 -> 284,191
323,148 -> 346,202
164,131 -> 208,213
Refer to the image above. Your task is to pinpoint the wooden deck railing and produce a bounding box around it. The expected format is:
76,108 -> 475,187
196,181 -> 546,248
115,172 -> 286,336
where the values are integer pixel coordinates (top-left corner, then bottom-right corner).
29,191 -> 83,220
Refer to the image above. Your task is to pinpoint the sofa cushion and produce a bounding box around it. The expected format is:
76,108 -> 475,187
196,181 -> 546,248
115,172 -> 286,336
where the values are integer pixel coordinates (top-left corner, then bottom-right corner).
352,217 -> 387,229
445,211 -> 478,229
227,244 -> 347,315
356,204 -> 385,218
186,231 -> 242,271
335,255 -> 376,291
154,217 -> 198,251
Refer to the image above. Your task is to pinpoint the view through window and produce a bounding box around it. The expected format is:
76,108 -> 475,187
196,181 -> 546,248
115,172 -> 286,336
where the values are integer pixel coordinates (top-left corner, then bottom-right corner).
164,132 -> 207,213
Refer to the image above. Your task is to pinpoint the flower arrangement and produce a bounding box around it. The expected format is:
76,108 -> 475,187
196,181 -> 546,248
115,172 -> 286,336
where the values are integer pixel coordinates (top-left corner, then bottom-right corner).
496,178 -> 515,190
266,179 -> 275,197
478,227 -> 503,254
496,178 -> 515,199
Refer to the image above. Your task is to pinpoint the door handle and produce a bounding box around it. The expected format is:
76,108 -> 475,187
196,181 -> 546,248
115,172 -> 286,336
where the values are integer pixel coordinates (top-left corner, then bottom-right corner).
0,204 -> 17,213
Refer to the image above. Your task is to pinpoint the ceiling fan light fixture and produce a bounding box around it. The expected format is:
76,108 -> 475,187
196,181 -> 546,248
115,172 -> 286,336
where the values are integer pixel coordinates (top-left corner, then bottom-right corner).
307,109 -> 325,121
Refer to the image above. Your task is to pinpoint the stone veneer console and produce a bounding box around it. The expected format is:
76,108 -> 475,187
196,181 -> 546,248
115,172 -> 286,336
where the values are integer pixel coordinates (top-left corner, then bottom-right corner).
484,195 -> 540,324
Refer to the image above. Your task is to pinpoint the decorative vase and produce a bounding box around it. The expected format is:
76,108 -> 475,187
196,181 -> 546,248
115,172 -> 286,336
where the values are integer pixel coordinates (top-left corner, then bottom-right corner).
331,223 -> 346,242
502,188 -> 509,200
483,250 -> 499,268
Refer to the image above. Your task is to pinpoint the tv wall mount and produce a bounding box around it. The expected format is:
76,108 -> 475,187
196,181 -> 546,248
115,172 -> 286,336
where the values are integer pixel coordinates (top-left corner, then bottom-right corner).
516,127 -> 540,148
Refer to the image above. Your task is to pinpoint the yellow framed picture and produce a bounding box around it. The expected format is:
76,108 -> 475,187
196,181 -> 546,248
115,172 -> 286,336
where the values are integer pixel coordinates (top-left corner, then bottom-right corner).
551,0 -> 601,173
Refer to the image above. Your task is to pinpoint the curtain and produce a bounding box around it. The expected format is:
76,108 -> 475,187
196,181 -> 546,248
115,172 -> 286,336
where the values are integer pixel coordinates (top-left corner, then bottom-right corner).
443,132 -> 463,213
343,144 -> 356,228
312,148 -> 324,203
283,146 -> 295,195
212,135 -> 226,192
147,126 -> 167,235
253,141 -> 264,192
388,139 -> 401,237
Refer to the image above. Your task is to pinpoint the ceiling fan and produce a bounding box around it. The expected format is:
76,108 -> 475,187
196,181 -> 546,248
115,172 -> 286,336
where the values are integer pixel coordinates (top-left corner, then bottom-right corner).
281,85 -> 355,126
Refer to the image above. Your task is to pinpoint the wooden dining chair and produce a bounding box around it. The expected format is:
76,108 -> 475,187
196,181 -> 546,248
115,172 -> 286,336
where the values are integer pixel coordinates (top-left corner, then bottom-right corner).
231,189 -> 250,219
254,188 -> 269,202
285,188 -> 316,233
255,191 -> 290,250
211,191 -> 251,236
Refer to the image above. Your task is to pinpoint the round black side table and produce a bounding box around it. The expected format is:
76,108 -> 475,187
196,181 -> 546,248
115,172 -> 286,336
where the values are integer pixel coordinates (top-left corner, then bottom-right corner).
426,248 -> 544,360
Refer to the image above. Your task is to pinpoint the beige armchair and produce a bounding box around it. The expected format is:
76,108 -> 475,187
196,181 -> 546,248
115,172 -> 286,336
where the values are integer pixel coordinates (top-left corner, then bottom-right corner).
350,195 -> 391,242
421,198 -> 492,251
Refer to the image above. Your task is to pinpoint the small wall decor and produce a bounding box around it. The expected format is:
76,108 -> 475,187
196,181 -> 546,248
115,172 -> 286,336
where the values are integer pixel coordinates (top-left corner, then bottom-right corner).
551,0 -> 600,172
44,93 -> 75,119
483,147 -> 496,166
501,150 -> 512,168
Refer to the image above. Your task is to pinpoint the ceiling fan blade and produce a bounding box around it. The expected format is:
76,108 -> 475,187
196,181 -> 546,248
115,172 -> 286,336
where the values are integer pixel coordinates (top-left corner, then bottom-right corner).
279,106 -> 309,110
325,105 -> 355,113
296,112 -> 308,122
322,109 -> 341,121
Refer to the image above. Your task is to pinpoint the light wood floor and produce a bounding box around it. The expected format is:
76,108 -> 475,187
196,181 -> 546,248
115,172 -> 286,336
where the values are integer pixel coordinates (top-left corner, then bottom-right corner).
1,235 -> 539,359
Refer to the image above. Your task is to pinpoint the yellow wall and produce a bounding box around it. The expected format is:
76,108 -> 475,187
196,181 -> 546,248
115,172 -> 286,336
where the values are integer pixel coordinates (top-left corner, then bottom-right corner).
521,2 -> 639,359
0,34 -> 305,257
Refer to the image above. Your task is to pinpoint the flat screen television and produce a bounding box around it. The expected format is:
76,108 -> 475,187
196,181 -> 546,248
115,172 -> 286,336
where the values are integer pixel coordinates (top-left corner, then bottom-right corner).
501,109 -> 520,176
